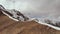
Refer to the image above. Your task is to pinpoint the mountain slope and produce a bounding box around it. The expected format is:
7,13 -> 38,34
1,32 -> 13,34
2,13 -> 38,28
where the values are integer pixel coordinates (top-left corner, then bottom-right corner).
0,14 -> 60,34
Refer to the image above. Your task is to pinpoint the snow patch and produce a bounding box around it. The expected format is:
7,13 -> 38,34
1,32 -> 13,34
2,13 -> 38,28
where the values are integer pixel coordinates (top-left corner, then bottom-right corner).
38,20 -> 60,30
2,11 -> 19,21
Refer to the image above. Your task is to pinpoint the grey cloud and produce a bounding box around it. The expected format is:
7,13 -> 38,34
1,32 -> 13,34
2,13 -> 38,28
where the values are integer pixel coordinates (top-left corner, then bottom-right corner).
0,0 -> 60,19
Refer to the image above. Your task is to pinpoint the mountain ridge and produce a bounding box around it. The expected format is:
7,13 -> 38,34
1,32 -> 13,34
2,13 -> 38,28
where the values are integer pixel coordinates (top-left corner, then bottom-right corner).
0,11 -> 60,34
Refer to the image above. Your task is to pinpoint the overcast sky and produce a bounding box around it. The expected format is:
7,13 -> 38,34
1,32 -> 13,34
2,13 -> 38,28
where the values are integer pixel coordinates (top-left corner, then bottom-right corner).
0,0 -> 60,20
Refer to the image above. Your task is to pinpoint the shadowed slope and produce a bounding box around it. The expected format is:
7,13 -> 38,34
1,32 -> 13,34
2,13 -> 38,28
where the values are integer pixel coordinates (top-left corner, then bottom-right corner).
0,13 -> 60,34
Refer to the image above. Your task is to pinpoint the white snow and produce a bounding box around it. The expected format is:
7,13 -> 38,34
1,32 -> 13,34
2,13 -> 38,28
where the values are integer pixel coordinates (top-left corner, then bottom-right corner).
38,20 -> 60,30
2,11 -> 19,21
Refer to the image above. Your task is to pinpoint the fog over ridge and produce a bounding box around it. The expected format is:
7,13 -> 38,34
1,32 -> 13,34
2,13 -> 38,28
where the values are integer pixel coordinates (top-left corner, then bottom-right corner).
0,0 -> 60,22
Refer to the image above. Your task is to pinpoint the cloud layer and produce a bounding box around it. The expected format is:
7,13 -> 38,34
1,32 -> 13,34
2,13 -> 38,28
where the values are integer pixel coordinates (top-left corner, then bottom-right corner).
0,0 -> 60,21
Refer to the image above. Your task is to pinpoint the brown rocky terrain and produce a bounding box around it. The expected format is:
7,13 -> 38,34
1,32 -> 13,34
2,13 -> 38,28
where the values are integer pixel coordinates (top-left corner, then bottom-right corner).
0,13 -> 60,34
